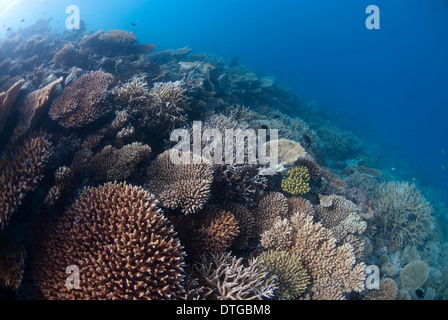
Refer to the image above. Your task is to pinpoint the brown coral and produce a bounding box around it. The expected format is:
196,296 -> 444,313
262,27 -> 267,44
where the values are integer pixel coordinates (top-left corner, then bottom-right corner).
147,149 -> 214,214
49,71 -> 114,128
32,182 -> 185,300
224,203 -> 256,249
295,157 -> 321,180
251,192 -> 288,238
44,166 -> 71,207
363,278 -> 398,300
170,207 -> 239,259
259,250 -> 310,300
315,194 -> 367,243
13,76 -> 63,140
54,43 -> 78,66
261,212 -> 366,300
0,131 -> 53,229
99,30 -> 137,48
0,237 -> 27,289
188,252 -> 277,300
0,78 -> 25,135
287,196 -> 315,218
90,142 -> 151,181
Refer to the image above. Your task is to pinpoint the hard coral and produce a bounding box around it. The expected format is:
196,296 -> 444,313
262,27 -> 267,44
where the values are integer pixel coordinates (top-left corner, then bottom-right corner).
0,131 -> 53,229
261,212 -> 366,300
281,165 -> 310,195
0,237 -> 27,289
147,149 -> 214,215
32,182 -> 185,300
259,250 -> 310,300
90,142 -> 151,181
0,79 -> 25,135
189,252 -> 277,300
49,71 -> 114,128
374,181 -> 434,251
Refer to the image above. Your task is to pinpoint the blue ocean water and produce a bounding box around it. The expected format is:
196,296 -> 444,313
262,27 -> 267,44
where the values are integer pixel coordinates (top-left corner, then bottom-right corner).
2,0 -> 447,197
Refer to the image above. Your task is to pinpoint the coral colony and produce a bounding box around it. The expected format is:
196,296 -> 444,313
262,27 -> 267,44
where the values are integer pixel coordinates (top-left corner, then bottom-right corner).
0,18 -> 447,301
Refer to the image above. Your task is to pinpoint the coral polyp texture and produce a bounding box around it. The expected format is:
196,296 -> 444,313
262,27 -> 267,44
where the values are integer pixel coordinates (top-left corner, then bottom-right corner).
146,149 -> 214,214
32,182 -> 185,300
374,181 -> 434,251
49,71 -> 114,128
0,237 -> 27,289
281,165 -> 310,195
0,131 -> 53,229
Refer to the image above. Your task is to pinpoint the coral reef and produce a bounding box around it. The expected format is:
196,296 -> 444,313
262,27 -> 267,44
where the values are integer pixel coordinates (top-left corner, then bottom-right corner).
146,149 -> 214,214
259,250 -> 310,300
32,182 -> 185,299
0,79 -> 25,135
251,192 -> 288,238
261,212 -> 366,300
49,71 -> 114,128
0,131 -> 52,229
186,252 -> 277,300
281,166 -> 310,195
90,142 -> 151,181
374,182 -> 434,251
363,278 -> 398,300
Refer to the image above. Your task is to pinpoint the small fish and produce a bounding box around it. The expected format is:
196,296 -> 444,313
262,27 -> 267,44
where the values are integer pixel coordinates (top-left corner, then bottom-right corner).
21,19 -> 25,22
131,23 -> 136,26
442,165 -> 446,171
7,27 -> 11,31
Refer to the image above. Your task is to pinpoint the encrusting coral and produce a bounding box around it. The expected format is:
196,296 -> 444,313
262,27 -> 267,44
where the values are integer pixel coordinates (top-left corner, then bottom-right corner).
32,182 -> 185,300
49,71 -> 114,128
281,165 -> 310,195
186,252 -> 277,300
0,131 -> 53,229
146,149 -> 214,215
259,250 -> 310,300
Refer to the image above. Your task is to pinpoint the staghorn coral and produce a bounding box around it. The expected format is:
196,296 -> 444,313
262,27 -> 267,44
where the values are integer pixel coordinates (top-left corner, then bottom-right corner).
0,237 -> 27,289
259,250 -> 310,300
363,278 -> 398,300
281,165 -> 310,195
251,192 -> 288,238
0,79 -> 25,135
0,131 -> 53,229
170,207 -> 239,259
146,149 -> 214,215
315,194 -> 367,243
374,181 -> 434,251
49,71 -> 114,128
90,142 -> 151,181
261,212 -> 366,300
188,252 -> 277,300
32,182 -> 185,300
13,76 -> 63,140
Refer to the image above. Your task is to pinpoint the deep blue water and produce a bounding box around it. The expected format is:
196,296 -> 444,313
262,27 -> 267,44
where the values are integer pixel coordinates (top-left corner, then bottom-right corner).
1,0 -> 448,196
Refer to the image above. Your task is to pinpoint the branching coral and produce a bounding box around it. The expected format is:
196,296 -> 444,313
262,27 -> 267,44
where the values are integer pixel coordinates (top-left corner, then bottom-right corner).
261,212 -> 366,300
49,71 -> 114,128
0,131 -> 53,229
32,182 -> 185,300
287,196 -> 315,218
374,181 -> 434,251
44,166 -> 71,207
224,203 -> 256,249
90,142 -> 151,181
147,149 -> 214,214
53,43 -> 78,66
281,165 -> 310,195
187,252 -> 277,300
317,124 -> 361,160
363,278 -> 398,300
259,250 -> 310,300
170,207 -> 239,259
99,30 -> 137,48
